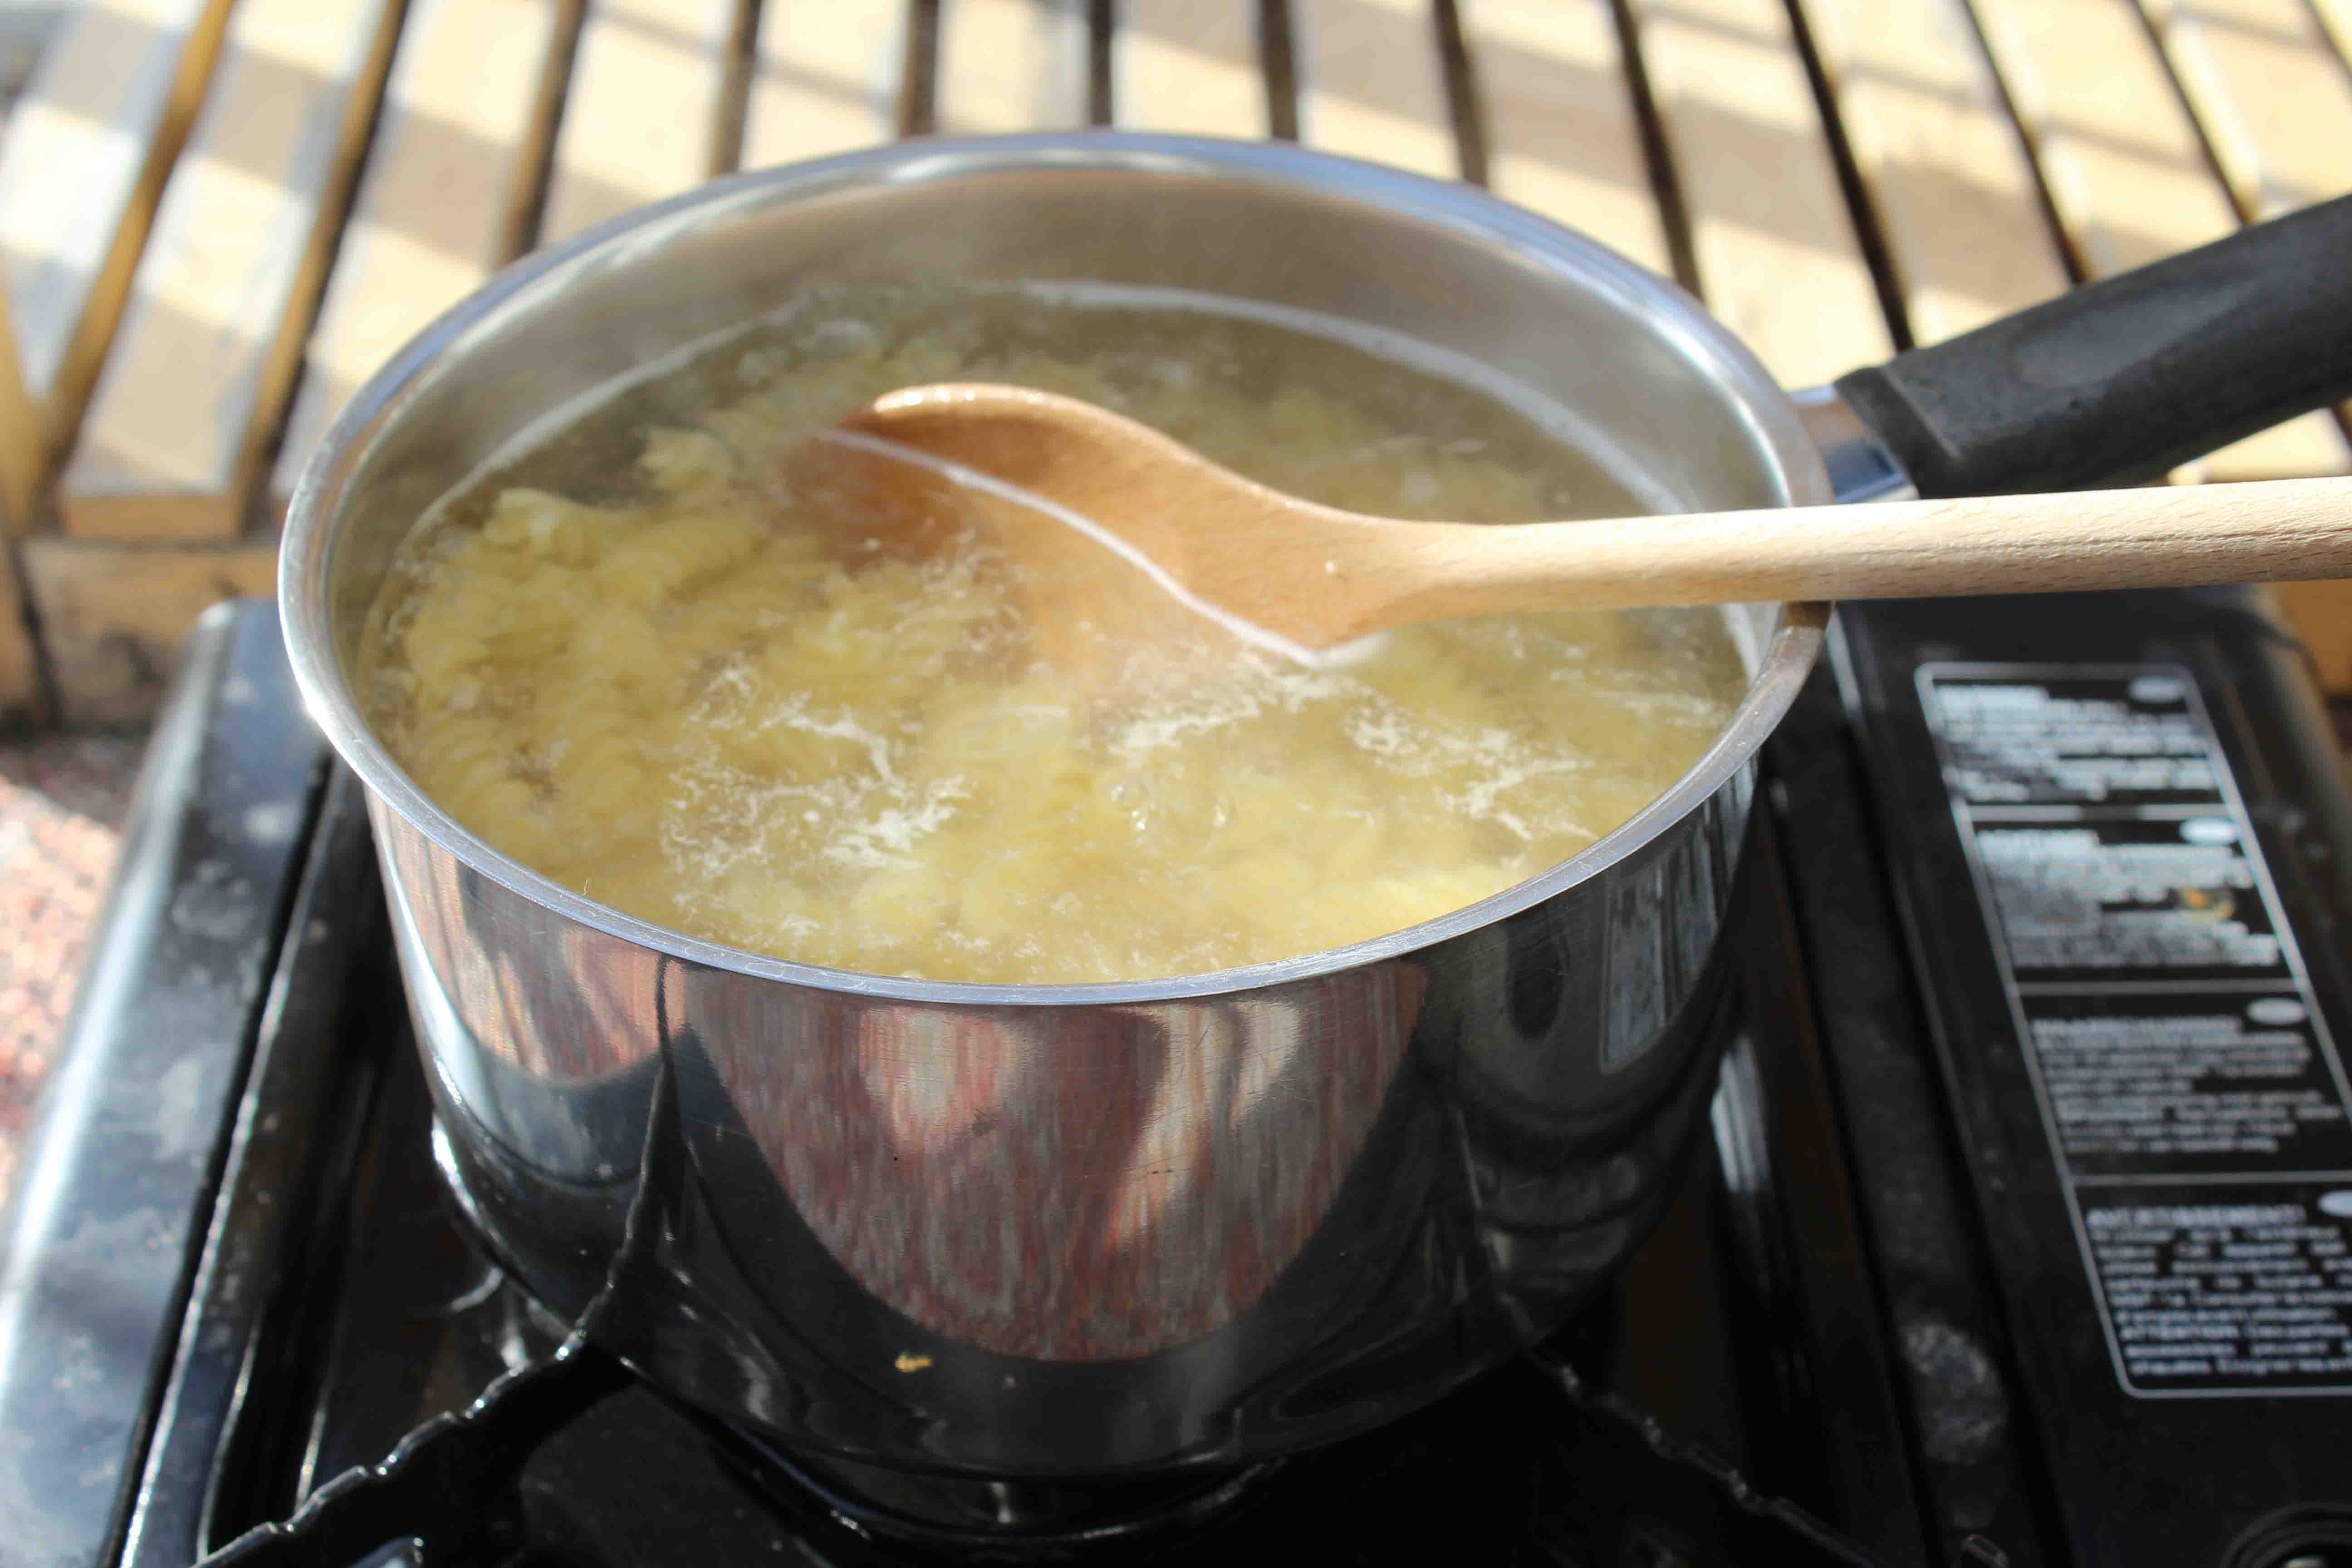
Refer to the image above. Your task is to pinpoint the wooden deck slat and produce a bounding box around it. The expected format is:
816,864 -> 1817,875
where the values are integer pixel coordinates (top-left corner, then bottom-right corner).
1792,0 -> 2065,345
2310,0 -> 2352,69
1291,0 -> 1458,178
1113,0 -> 1268,137
2272,581 -> 2352,691
934,0 -> 1090,132
1619,0 -> 1891,386
0,0 -> 236,529
1455,0 -> 1671,275
54,0 -> 407,541
0,535 -> 34,717
1973,0 -> 2250,277
23,536 -> 277,725
539,0 -> 740,245
740,0 -> 902,164
268,0 -> 573,515
1971,0 -> 2351,480
0,266 -> 33,531
2140,0 -> 2352,222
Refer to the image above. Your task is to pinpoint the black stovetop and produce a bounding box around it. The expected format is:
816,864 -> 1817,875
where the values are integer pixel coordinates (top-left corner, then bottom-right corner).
3,591 -> 2350,1568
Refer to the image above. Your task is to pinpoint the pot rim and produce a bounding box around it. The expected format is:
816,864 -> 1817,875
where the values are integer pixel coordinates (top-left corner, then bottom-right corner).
279,131 -> 1833,1008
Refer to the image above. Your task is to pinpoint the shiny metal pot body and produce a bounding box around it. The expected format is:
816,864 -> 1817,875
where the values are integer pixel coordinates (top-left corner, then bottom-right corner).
279,136 -> 1830,1488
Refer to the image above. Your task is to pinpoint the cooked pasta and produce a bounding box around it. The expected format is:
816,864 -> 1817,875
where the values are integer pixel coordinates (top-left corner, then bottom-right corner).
362,289 -> 1746,982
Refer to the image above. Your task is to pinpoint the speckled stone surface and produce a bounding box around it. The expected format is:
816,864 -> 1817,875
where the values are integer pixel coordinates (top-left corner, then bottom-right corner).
0,731 -> 145,1197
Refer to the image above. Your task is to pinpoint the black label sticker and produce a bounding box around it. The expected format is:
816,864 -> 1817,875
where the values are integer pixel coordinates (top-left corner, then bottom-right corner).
1921,665 -> 2352,1398
1930,671 -> 2222,808
2082,1187 -> 2352,1393
1972,817 -> 2286,984
2019,992 -> 2352,1178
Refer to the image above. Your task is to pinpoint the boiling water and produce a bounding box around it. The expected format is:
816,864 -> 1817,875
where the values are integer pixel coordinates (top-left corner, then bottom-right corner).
361,284 -> 1747,983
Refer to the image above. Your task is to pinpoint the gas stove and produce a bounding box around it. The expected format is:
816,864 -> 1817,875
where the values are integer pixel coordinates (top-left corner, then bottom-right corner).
2,591 -> 2347,1568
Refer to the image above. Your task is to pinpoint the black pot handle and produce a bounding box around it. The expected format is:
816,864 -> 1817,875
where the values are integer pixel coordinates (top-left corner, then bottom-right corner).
1833,193 -> 2352,497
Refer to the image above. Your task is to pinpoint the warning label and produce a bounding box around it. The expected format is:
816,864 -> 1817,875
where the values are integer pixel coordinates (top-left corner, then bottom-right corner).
1973,818 -> 2286,983
2024,993 -> 2352,1177
1921,664 -> 2352,1398
2083,1191 -> 2352,1392
1929,672 -> 2221,808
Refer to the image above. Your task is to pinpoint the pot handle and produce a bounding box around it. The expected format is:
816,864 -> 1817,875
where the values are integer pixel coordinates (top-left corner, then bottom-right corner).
1833,193 -> 2352,497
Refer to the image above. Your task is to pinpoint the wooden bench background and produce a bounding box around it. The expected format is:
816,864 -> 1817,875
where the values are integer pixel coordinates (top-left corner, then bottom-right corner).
0,0 -> 2346,728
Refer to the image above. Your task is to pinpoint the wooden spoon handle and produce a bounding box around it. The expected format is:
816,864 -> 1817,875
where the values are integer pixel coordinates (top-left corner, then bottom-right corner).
1353,476 -> 2352,629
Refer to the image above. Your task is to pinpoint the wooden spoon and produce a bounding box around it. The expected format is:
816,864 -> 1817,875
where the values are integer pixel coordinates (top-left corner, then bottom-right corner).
822,382 -> 2352,658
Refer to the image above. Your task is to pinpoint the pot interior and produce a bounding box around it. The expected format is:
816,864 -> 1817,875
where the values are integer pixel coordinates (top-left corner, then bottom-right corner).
308,142 -> 1821,688
289,137 -> 1829,997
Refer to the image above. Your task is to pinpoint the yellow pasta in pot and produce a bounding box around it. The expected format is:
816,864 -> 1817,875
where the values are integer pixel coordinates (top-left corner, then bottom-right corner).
362,289 -> 1748,984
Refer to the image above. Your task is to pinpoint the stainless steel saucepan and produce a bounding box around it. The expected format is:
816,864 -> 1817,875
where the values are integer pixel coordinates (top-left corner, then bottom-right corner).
277,135 -> 2352,1530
